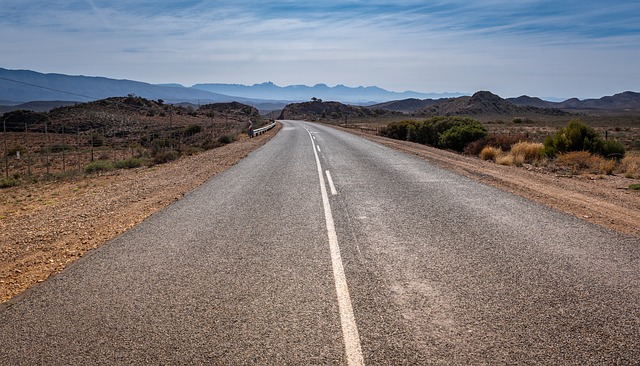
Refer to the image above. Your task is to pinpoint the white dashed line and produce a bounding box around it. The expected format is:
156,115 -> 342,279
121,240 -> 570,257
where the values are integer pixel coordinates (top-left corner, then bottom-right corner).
305,126 -> 364,366
326,170 -> 338,196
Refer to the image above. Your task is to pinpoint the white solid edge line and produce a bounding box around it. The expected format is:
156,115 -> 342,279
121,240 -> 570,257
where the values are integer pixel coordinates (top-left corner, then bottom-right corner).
326,170 -> 338,196
305,126 -> 364,366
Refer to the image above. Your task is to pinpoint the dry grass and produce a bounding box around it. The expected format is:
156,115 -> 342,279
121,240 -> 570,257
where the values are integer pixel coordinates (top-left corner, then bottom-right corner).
480,146 -> 502,161
496,154 -> 515,166
554,151 -> 619,175
620,151 -> 640,178
511,142 -> 544,165
598,159 -> 617,175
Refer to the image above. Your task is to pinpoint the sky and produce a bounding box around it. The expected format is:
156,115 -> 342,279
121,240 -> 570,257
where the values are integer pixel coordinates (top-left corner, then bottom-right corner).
1,0 -> 639,99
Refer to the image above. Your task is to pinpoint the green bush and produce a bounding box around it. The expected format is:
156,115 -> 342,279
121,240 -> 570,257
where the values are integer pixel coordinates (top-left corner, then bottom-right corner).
600,139 -> 626,159
438,123 -> 488,152
543,119 -> 625,158
381,116 -> 487,151
217,134 -> 235,145
184,124 -> 202,135
114,157 -> 146,169
85,160 -> 114,173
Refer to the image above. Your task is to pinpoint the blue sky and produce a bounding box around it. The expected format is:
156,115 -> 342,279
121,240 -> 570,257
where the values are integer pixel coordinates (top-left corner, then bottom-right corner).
1,0 -> 639,99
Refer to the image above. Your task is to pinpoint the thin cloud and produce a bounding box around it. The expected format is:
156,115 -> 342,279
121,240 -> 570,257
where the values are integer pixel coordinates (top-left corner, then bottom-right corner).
0,0 -> 638,98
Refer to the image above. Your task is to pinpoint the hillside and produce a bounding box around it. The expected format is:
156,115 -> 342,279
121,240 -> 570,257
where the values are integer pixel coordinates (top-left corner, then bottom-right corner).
415,91 -> 570,117
508,91 -> 640,111
0,68 -> 252,105
278,100 -> 402,120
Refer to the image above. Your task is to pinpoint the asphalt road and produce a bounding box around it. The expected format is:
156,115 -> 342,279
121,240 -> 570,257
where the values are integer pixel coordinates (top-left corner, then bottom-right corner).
1,120 -> 638,365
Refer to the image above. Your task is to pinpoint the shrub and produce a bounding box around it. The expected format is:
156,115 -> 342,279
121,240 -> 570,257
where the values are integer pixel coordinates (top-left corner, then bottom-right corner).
555,151 -> 599,174
438,123 -> 487,152
598,159 -> 617,175
496,154 -> 515,166
152,150 -> 179,164
620,152 -> 640,178
510,142 -> 544,164
184,124 -> 202,135
629,183 -> 640,191
600,139 -> 626,159
85,160 -> 114,174
543,119 -> 626,158
380,120 -> 415,140
480,146 -> 502,161
114,157 -> 146,169
218,135 -> 235,145
382,116 -> 486,151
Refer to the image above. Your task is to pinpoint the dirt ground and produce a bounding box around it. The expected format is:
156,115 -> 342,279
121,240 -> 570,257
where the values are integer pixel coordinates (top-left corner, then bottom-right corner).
0,125 -> 280,304
1,122 -> 639,304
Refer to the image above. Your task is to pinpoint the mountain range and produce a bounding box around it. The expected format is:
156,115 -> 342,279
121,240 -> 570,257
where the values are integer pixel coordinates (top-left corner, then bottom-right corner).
1,68 -> 639,115
0,68 -> 461,111
370,91 -> 640,114
191,82 -> 461,103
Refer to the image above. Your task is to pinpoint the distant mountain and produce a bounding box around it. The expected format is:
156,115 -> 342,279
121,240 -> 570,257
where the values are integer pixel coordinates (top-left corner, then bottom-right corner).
279,100 -> 403,120
0,68 -> 251,105
0,100 -> 78,114
372,91 -> 570,117
192,82 -> 463,104
507,91 -> 640,110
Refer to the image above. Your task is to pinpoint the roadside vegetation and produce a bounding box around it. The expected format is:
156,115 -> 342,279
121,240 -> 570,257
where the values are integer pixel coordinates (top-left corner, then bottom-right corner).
0,96 -> 264,188
377,117 -> 639,181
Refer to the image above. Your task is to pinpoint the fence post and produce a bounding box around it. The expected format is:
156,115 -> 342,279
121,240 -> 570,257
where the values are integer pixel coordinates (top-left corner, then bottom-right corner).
25,122 -> 31,177
45,122 -> 50,175
3,119 -> 8,179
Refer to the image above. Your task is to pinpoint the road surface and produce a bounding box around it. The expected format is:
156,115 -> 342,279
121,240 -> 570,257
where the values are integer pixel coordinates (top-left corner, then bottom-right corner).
1,120 -> 638,365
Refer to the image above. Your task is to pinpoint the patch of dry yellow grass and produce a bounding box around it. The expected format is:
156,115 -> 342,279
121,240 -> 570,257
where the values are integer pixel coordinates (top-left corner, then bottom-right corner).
479,146 -> 502,161
620,151 -> 640,178
510,141 -> 544,165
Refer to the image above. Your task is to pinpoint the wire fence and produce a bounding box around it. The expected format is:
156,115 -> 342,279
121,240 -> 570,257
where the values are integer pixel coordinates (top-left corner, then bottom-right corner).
1,114 -> 251,184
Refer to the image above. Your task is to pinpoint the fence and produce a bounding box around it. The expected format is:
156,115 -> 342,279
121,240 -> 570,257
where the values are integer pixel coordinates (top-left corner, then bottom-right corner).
1,115 -> 251,183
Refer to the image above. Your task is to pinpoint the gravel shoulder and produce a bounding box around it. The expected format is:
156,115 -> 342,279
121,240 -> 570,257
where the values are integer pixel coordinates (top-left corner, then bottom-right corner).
339,126 -> 640,237
0,125 -> 280,304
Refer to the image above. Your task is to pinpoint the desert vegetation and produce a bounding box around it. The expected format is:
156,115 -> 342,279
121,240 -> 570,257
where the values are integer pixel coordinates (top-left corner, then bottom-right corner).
378,116 -> 487,152
364,115 -> 639,182
0,96 -> 265,188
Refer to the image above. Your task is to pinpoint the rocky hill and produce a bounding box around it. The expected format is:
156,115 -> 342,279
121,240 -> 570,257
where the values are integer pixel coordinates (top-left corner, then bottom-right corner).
278,100 -> 402,121
415,91 -> 570,117
508,91 -> 640,110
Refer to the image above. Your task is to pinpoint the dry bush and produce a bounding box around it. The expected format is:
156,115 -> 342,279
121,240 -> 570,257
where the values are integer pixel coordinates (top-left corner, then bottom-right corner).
496,154 -> 515,166
511,142 -> 544,164
555,151 -> 604,174
620,151 -> 640,178
598,159 -> 617,175
480,146 -> 502,161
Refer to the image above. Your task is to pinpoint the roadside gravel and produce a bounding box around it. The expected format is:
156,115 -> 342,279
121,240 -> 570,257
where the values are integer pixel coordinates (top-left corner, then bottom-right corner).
0,125 -> 280,304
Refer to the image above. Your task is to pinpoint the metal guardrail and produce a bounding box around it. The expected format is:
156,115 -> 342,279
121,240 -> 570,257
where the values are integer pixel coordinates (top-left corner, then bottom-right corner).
251,121 -> 277,137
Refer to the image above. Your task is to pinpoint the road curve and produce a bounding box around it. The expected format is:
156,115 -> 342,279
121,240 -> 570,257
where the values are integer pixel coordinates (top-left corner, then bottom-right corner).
1,120 -> 638,365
